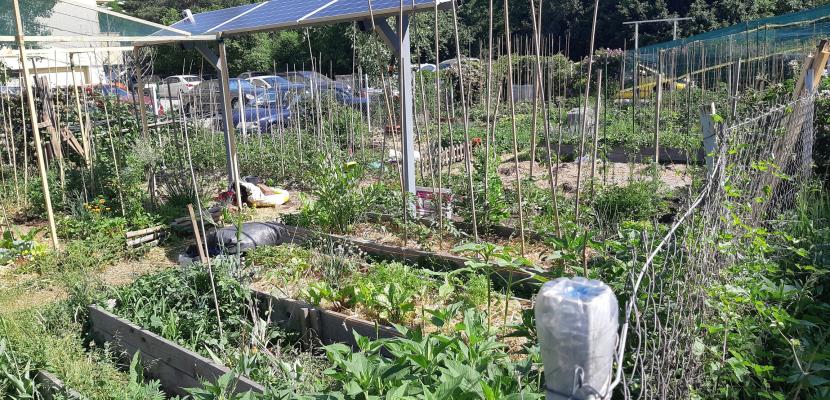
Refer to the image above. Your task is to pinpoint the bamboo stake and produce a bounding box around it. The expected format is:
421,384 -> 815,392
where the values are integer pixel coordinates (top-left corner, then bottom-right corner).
574,0 -> 600,228
187,204 -> 208,264
529,0 -> 561,237
483,0 -> 495,229
503,0 -> 526,255
69,54 -> 89,166
450,0 -> 478,242
12,0 -> 58,249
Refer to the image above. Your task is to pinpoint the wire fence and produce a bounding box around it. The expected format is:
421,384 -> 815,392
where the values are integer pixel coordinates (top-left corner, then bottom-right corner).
616,92 -> 817,399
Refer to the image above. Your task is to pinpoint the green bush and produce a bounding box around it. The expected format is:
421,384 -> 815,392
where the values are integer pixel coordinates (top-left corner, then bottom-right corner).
297,159 -> 382,234
593,181 -> 667,225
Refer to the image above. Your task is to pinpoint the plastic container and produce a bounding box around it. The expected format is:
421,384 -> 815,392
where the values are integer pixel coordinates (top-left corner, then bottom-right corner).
535,277 -> 619,400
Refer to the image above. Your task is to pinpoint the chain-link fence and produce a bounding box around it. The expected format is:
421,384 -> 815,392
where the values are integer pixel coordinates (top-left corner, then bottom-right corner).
613,91 -> 817,399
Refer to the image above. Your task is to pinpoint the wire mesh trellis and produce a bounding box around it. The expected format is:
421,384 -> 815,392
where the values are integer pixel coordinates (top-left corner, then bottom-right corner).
615,92 -> 817,399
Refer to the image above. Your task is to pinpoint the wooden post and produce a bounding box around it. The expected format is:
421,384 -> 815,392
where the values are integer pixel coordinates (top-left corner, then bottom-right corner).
187,204 -> 208,264
12,0 -> 59,249
590,70 -> 602,200
699,103 -> 717,177
69,54 -> 89,166
133,47 -> 150,140
730,58 -> 742,119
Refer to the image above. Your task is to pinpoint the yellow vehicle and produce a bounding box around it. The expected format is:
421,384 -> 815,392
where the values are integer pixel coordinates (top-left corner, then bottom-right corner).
617,78 -> 687,100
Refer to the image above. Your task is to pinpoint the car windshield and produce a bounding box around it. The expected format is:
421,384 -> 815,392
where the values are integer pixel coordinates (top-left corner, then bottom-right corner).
263,76 -> 293,86
248,91 -> 292,107
183,76 -> 202,82
228,79 -> 255,90
303,71 -> 334,83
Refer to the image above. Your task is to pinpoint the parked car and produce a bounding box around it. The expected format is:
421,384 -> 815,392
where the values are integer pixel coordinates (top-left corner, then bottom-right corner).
89,85 -> 165,116
238,71 -> 271,79
186,78 -> 260,116
226,91 -> 292,133
277,71 -> 369,108
184,78 -> 292,116
158,75 -> 202,98
277,71 -> 351,93
0,86 -> 20,97
414,63 -> 438,72
247,75 -> 306,92
438,57 -> 480,70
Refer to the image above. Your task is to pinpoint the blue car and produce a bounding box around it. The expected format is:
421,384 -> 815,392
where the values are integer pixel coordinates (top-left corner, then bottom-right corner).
248,75 -> 306,93
230,92 -> 292,133
277,71 -> 369,108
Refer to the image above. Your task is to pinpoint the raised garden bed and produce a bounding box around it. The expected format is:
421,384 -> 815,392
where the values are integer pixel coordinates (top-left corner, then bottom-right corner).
88,305 -> 263,397
35,370 -> 84,400
273,223 -> 543,295
247,243 -> 532,337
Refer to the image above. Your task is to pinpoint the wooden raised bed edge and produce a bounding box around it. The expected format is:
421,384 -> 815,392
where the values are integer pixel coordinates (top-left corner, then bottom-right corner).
365,212 -> 552,244
36,370 -> 84,400
276,223 -> 542,296
87,305 -> 264,397
87,293 -> 401,396
253,290 -> 401,349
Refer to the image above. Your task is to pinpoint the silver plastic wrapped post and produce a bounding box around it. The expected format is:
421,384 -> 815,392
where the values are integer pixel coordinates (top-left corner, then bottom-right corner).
535,277 -> 619,400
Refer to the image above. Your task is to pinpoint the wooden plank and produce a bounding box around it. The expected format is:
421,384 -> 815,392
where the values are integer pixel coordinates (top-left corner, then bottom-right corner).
88,305 -> 264,397
125,225 -> 165,239
253,291 -> 401,349
36,370 -> 84,400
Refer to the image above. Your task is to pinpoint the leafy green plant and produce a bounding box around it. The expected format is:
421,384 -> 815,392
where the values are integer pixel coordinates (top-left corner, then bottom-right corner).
297,159 -> 382,234
593,181 -> 668,226
322,308 -> 543,399
0,229 -> 46,267
300,282 -> 359,311
0,338 -> 36,399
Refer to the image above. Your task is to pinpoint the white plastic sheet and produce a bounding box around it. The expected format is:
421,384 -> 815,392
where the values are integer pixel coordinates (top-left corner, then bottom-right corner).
535,277 -> 619,400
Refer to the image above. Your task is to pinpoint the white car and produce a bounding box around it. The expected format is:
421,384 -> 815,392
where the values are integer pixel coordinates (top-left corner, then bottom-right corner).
158,75 -> 202,98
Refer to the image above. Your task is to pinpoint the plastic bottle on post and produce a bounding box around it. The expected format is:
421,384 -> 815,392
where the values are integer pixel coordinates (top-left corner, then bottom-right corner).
535,277 -> 619,400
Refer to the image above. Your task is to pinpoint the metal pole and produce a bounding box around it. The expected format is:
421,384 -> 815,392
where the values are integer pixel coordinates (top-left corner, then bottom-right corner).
12,0 -> 59,249
655,51 -> 663,165
214,42 -> 239,185
398,15 -> 416,194
633,23 -> 639,105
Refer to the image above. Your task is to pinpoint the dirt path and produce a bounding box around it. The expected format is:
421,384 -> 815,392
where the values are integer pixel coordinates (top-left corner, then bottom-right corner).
497,160 -> 692,192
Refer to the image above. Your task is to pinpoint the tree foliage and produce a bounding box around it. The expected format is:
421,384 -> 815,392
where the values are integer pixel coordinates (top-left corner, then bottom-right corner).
117,0 -> 830,76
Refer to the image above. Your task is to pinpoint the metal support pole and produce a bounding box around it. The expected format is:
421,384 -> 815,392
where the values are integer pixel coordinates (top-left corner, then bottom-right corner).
194,41 -> 238,185
633,23 -> 639,105
12,0 -> 59,249
375,16 -> 416,194
218,42 -> 240,186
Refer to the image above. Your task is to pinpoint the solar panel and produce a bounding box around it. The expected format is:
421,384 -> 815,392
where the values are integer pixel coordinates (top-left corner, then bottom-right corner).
215,0 -> 334,34
306,0 -> 440,22
171,0 -> 450,36
170,3 -> 262,35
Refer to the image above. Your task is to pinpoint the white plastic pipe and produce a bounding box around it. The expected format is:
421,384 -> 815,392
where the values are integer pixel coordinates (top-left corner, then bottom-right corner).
536,277 -> 619,400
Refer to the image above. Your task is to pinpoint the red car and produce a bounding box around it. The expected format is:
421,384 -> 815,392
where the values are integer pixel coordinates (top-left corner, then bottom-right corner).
87,85 -> 165,116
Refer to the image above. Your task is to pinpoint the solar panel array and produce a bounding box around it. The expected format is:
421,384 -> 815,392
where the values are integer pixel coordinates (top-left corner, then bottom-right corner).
171,0 -> 448,36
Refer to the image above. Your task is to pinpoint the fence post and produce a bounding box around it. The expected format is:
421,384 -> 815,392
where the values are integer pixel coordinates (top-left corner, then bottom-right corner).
699,103 -> 718,178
